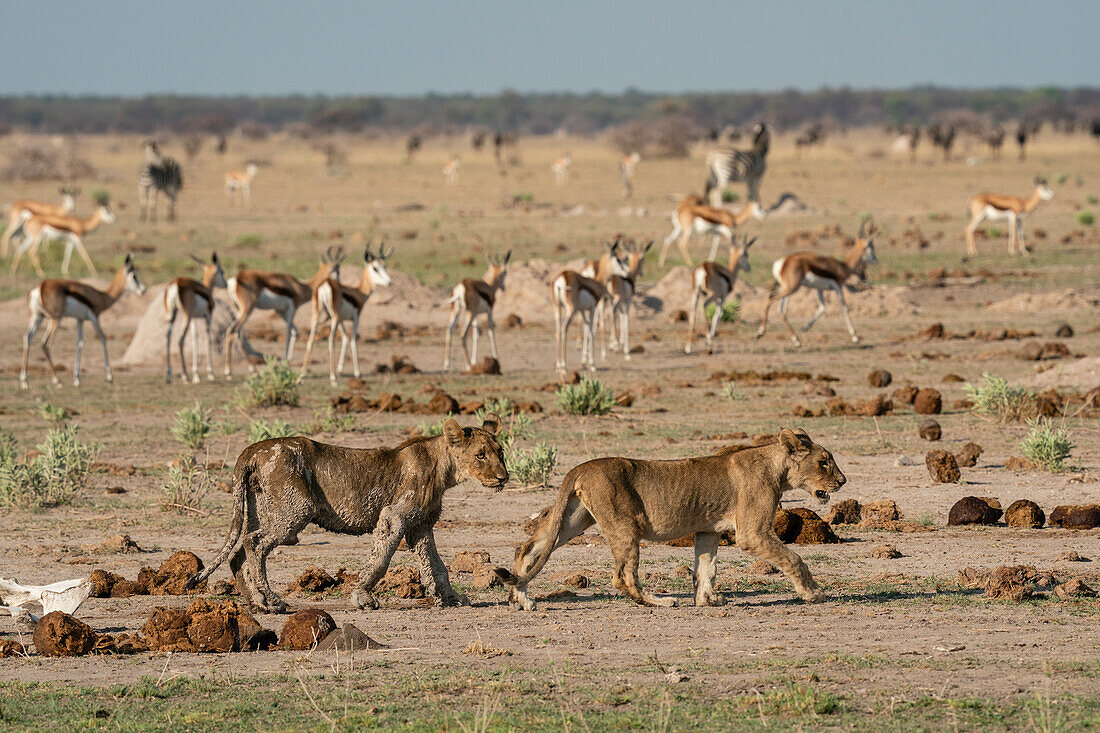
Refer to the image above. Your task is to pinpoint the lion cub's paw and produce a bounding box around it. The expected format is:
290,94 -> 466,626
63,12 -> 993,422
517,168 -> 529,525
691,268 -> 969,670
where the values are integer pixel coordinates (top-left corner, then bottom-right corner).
352,591 -> 380,610
696,593 -> 726,607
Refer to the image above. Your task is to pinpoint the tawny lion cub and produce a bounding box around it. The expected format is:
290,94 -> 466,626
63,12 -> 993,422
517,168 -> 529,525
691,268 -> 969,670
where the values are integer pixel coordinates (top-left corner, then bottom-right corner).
189,414 -> 508,613
495,428 -> 845,610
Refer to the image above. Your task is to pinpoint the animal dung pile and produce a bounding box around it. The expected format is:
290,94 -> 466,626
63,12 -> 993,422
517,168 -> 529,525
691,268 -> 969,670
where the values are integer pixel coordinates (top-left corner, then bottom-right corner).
142,599 -> 276,653
374,354 -> 420,374
892,384 -> 919,405
948,497 -> 1002,526
279,610 -> 337,651
825,498 -> 862,525
912,388 -> 942,415
469,356 -> 502,375
1005,500 -> 1045,528
955,442 -> 983,467
376,566 -> 426,599
918,419 -> 942,441
0,638 -> 26,657
925,450 -> 960,483
285,566 -> 339,594
855,500 -> 931,532
869,544 -> 902,559
88,550 -> 207,598
1049,505 -> 1100,530
1054,579 -> 1097,599
773,508 -> 838,544
792,394 -> 892,418
983,565 -> 1039,601
1017,341 -> 1071,361
867,369 -> 892,388
33,612 -> 98,657
448,550 -> 503,589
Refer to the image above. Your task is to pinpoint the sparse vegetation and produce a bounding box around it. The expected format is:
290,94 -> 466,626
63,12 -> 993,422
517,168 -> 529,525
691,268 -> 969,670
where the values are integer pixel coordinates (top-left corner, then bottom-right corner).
705,300 -> 740,324
557,377 -> 616,416
721,190 -> 739,203
721,381 -> 745,402
35,401 -> 70,427
0,427 -> 99,508
160,455 -> 211,515
302,405 -> 356,434
1077,210 -> 1095,225
506,442 -> 558,488
248,418 -> 297,443
418,413 -> 455,437
172,402 -> 214,450
1020,418 -> 1074,471
239,358 -> 300,407
965,373 -> 1035,422
987,226 -> 1004,238
234,233 -> 263,248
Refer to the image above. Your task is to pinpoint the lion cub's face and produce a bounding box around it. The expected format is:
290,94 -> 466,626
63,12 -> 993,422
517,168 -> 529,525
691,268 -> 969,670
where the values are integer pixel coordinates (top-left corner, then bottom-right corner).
780,428 -> 846,504
443,413 -> 509,490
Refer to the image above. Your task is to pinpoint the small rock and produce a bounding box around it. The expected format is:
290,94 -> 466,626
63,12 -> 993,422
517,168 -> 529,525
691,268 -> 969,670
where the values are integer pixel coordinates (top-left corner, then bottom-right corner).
1004,499 -> 1045,528
942,374 -> 965,383
955,442 -> 983,467
948,496 -> 1002,526
913,388 -> 942,415
749,560 -> 779,575
868,369 -> 893,388
926,450 -> 960,483
280,610 -> 337,650
667,309 -> 688,323
894,455 -> 917,467
98,534 -> 141,553
1049,504 -> 1100,530
1056,551 -> 1090,562
503,314 -> 523,329
918,419 -> 942,441
917,323 -> 945,339
869,544 -> 902,559
315,623 -> 387,651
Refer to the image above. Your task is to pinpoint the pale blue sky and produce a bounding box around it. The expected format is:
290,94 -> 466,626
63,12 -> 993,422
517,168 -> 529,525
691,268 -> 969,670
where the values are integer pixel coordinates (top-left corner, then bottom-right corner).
2,1 -> 1096,95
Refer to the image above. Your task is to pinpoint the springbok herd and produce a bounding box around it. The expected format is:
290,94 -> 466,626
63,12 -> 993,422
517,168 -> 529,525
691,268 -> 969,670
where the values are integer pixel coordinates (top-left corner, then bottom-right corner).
5,134 -> 1058,390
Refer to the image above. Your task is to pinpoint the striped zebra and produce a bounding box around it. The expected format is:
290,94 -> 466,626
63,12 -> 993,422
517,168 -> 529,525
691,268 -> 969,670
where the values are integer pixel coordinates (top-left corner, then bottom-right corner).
703,122 -> 770,206
138,141 -> 183,222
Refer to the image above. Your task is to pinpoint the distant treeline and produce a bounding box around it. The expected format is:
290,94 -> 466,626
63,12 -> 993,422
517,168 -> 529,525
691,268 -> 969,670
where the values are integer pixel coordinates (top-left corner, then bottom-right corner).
1,86 -> 1098,135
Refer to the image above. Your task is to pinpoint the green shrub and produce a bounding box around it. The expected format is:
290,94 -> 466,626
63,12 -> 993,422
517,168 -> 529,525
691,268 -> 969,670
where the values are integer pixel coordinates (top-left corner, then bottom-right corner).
1076,210 -> 1095,226
704,300 -> 740,324
1086,195 -> 1098,205
1020,418 -> 1073,471
249,418 -> 297,443
418,413 -> 454,437
239,358 -> 300,407
1056,174 -> 1068,185
172,402 -> 213,450
160,455 -> 212,514
36,401 -> 71,427
556,377 -> 616,416
987,226 -> 1004,238
506,442 -> 558,488
302,405 -> 356,434
964,373 -> 1035,422
234,233 -> 262,248
0,427 -> 99,508
721,190 -> 739,203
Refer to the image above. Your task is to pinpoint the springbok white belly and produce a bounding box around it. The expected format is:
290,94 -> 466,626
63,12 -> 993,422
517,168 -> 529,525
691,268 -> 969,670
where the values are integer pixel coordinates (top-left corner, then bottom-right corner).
692,219 -> 731,238
982,206 -> 1015,222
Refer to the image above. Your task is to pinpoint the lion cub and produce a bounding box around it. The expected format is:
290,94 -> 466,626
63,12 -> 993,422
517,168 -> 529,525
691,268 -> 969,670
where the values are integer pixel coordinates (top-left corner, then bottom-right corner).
189,414 -> 508,613
495,428 -> 845,610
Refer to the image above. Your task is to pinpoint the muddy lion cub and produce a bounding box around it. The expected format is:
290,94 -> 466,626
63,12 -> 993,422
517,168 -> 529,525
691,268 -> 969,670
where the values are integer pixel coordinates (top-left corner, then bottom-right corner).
188,414 -> 508,613
495,428 -> 845,610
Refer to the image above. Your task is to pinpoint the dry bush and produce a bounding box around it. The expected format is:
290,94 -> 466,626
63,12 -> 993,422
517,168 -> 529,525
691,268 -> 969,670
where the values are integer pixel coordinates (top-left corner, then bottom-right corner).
3,141 -> 97,182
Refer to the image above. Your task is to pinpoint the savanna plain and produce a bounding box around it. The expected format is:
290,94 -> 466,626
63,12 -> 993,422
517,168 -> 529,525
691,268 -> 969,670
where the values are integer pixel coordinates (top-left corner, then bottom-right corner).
0,129 -> 1098,731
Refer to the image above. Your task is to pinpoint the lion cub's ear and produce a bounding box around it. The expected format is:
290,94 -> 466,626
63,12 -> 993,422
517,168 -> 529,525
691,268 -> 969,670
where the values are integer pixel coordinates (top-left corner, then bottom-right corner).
779,428 -> 810,456
480,412 -> 503,436
442,418 -> 464,446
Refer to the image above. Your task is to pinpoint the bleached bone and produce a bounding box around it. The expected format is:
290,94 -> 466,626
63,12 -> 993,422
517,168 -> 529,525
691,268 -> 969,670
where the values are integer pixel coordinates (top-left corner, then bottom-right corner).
0,577 -> 93,616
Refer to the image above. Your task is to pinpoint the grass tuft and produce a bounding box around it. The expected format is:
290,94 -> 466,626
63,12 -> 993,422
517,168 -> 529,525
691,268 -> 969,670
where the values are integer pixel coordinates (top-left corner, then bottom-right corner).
160,455 -> 211,515
0,427 -> 99,508
249,418 -> 297,443
239,358 -> 300,407
172,402 -> 213,450
557,377 -> 616,416
704,300 -> 740,324
964,373 -> 1035,422
1020,418 -> 1073,471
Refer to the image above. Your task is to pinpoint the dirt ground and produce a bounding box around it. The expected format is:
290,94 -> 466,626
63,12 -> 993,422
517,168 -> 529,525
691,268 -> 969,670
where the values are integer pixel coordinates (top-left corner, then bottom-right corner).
0,129 -> 1098,730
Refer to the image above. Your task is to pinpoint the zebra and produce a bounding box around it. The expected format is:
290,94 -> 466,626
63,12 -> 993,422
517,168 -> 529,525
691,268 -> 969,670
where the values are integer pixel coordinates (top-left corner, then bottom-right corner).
703,122 -> 769,207
138,141 -> 183,222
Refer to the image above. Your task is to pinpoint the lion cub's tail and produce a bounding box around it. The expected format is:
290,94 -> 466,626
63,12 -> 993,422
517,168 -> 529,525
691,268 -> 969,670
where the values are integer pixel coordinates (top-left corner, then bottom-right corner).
185,457 -> 251,590
494,472 -> 578,588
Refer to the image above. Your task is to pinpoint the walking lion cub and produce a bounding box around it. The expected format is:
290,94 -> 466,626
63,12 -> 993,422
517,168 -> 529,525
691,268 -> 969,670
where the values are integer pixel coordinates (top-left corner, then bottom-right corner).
495,428 -> 845,610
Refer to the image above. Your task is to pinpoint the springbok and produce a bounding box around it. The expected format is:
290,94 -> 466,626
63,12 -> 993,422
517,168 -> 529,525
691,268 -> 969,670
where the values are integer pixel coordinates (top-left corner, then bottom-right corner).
552,153 -> 571,184
223,248 -> 343,377
756,220 -> 878,346
601,239 -> 652,360
552,254 -> 626,375
685,235 -> 755,354
443,250 -> 510,372
2,188 -> 78,257
225,164 -> 258,206
20,254 -> 146,389
164,252 -> 228,383
964,175 -> 1053,256
12,192 -> 115,277
659,194 -> 765,266
443,156 -> 460,184
300,244 -> 395,384
619,152 -> 640,199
